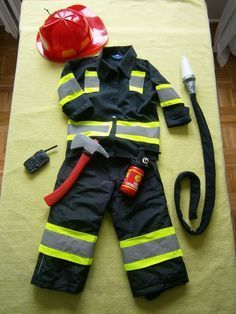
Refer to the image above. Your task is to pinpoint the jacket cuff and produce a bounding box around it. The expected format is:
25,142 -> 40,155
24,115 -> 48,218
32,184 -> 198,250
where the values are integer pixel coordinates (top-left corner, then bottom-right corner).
163,105 -> 191,128
62,95 -> 94,121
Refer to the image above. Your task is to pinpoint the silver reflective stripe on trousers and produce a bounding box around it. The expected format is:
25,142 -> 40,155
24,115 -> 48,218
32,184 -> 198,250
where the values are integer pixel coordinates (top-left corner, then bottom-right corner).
41,229 -> 95,259
58,77 -> 83,101
121,234 -> 180,264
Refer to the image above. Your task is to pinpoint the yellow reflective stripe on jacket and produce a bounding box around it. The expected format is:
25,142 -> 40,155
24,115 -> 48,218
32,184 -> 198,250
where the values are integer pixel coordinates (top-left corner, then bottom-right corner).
45,222 -> 97,243
67,132 -> 110,141
59,90 -> 84,107
116,121 -> 160,128
57,73 -> 74,89
68,120 -> 111,127
156,83 -> 172,91
131,70 -> 146,77
129,86 -> 143,93
39,244 -> 93,266
85,70 -> 98,77
160,98 -> 183,107
123,249 -> 183,271
120,226 -> 175,248
115,134 -> 159,145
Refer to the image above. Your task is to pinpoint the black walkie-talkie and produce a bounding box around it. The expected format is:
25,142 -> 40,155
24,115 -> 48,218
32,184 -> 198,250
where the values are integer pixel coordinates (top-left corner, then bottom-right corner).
23,145 -> 57,174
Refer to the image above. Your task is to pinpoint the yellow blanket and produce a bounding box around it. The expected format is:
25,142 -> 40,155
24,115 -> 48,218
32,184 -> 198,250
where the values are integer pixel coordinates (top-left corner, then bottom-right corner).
1,0 -> 236,313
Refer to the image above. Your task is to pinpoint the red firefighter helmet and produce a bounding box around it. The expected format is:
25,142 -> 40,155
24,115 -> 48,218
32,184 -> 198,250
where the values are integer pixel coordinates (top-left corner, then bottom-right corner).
36,5 -> 108,62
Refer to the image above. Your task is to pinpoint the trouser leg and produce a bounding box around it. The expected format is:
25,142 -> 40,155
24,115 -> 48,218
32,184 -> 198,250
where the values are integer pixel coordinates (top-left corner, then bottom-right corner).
110,160 -> 189,300
31,156 -> 114,294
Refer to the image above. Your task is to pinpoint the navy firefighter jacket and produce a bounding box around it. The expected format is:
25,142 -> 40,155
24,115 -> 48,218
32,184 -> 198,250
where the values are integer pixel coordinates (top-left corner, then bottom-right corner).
57,45 -> 191,159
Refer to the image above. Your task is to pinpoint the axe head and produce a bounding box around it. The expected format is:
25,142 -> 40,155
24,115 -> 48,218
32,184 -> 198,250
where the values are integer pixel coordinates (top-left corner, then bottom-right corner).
71,133 -> 109,158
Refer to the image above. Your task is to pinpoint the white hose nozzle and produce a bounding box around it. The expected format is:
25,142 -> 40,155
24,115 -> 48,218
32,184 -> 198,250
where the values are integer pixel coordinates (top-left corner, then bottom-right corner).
181,56 -> 196,95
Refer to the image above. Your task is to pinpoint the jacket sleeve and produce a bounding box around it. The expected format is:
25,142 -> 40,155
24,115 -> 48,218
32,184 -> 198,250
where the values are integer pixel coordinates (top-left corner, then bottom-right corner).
149,63 -> 191,128
57,62 -> 94,121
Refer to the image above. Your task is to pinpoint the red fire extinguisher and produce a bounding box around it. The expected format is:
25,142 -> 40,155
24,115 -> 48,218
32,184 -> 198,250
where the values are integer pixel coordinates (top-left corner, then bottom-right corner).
120,156 -> 149,197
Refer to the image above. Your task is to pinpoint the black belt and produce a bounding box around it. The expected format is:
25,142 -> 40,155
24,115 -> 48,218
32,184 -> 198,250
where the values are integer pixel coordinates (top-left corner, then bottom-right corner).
174,93 -> 216,235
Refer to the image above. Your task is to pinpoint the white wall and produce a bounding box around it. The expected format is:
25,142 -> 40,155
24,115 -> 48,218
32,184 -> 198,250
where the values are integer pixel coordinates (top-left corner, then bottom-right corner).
205,0 -> 228,21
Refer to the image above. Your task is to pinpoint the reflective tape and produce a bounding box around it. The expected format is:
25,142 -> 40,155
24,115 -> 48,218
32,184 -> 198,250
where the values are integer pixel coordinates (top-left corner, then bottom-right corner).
67,120 -> 160,145
116,120 -> 160,145
156,84 -> 183,107
120,227 -> 183,271
57,72 -> 85,108
129,70 -> 145,94
67,120 -> 112,140
120,226 -> 175,248
57,73 -> 74,88
45,222 -> 97,242
39,222 -> 97,266
84,70 -> 100,93
41,229 -> 95,258
123,250 -> 183,271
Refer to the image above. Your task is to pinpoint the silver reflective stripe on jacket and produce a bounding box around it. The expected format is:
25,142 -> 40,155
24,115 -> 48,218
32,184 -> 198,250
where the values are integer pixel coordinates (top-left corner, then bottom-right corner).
84,70 -> 100,93
67,120 -> 112,141
129,71 -> 145,93
57,73 -> 84,107
156,84 -> 183,107
115,121 -> 160,145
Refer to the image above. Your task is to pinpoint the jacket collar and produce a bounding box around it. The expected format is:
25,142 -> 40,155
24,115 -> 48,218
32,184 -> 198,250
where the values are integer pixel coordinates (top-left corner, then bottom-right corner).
97,46 -> 137,80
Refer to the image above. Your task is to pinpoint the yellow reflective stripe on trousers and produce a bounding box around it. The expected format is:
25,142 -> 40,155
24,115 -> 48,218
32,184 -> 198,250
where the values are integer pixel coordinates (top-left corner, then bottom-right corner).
39,244 -> 93,266
124,249 -> 183,271
45,222 -> 97,243
120,226 -> 175,248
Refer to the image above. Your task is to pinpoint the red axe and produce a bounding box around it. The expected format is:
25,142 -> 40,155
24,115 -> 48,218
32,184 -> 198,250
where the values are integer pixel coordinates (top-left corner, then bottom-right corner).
44,134 -> 109,206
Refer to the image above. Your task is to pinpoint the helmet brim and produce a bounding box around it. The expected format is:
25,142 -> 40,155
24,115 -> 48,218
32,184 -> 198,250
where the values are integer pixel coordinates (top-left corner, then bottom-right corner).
36,4 -> 108,62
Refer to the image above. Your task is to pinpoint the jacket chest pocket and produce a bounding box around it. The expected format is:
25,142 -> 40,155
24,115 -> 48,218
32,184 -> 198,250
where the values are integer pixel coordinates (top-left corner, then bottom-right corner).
129,71 -> 145,94
84,70 -> 100,93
